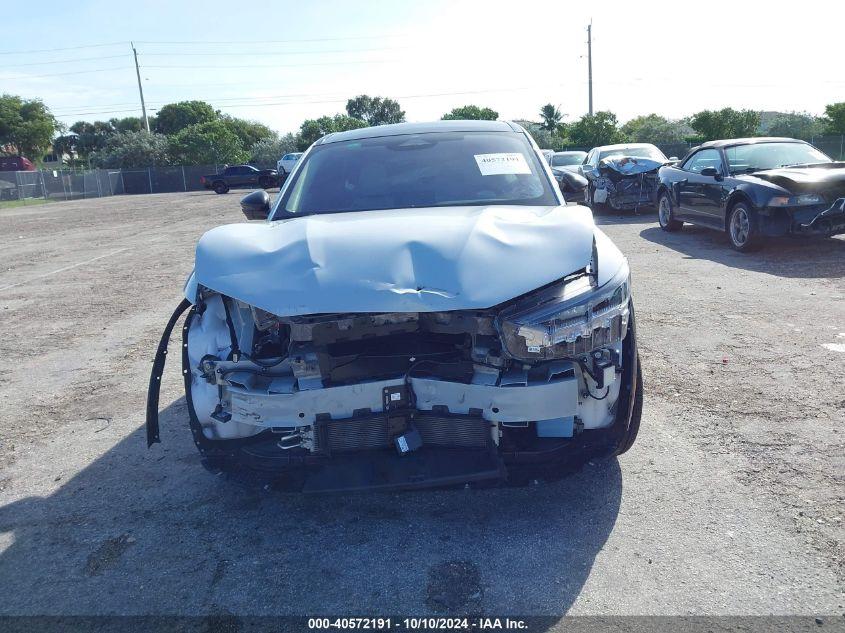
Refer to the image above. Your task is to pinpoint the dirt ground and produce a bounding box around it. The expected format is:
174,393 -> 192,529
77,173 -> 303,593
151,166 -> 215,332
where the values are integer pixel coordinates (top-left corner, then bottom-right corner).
0,191 -> 842,620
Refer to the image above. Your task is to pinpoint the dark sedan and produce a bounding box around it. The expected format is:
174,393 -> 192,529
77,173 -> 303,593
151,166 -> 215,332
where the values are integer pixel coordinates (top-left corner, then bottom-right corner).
656,137 -> 845,251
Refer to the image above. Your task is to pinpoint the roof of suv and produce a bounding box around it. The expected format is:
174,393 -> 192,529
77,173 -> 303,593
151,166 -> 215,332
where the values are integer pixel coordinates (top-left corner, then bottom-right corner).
318,120 -> 519,145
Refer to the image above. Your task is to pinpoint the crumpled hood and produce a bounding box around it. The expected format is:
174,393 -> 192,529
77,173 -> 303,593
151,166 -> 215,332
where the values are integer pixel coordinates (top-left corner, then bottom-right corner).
191,205 -> 597,316
599,156 -> 664,176
747,162 -> 845,194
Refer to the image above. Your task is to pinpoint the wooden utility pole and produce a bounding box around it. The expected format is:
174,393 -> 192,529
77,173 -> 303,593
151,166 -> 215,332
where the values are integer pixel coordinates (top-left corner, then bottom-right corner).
131,42 -> 150,132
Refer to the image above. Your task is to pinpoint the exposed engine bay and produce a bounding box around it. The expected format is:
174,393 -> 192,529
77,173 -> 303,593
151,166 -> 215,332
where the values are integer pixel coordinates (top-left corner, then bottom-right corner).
181,269 -> 630,469
592,157 -> 663,211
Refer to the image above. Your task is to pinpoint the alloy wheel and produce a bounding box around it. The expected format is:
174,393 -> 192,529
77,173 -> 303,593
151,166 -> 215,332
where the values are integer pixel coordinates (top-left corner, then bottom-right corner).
730,206 -> 750,246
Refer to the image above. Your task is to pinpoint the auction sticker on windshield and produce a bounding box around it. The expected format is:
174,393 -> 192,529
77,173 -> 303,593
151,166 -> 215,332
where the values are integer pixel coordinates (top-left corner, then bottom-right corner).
474,153 -> 532,176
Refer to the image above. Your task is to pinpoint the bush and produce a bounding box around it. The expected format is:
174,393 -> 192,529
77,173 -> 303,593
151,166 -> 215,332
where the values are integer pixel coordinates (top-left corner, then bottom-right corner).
169,120 -> 248,165
90,131 -> 170,168
249,133 -> 298,165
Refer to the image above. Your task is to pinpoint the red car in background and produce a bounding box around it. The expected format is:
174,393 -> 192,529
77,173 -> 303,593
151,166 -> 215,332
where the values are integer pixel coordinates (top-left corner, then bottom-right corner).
0,156 -> 36,172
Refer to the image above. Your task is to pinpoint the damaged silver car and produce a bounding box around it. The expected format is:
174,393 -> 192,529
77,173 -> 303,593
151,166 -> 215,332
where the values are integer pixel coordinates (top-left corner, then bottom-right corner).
147,120 -> 643,492
581,143 -> 669,211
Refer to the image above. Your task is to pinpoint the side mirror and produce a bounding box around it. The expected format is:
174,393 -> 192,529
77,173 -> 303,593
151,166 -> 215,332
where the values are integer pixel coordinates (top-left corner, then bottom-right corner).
240,189 -> 270,220
700,167 -> 721,179
557,170 -> 588,194
668,156 -> 679,161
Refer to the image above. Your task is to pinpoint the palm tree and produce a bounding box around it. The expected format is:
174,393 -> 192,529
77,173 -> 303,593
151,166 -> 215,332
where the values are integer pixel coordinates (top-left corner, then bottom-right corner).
539,104 -> 563,132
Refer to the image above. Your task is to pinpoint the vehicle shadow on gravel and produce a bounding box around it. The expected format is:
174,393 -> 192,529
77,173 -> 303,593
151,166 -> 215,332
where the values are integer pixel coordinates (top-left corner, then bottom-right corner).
640,225 -> 845,279
591,207 -> 658,226
0,398 -> 622,622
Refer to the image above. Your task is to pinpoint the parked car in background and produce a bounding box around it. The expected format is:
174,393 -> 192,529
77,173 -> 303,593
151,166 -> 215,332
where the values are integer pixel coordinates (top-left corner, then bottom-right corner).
551,151 -> 587,172
656,137 -> 844,251
200,164 -> 279,194
0,155 -> 35,172
147,120 -> 642,492
580,143 -> 668,211
276,152 -> 303,175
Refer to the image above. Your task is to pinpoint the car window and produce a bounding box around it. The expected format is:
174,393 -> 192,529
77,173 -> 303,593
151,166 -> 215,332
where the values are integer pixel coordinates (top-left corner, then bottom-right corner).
551,153 -> 585,167
223,167 -> 236,175
278,131 -> 558,216
725,142 -> 831,173
682,149 -> 723,174
599,146 -> 667,162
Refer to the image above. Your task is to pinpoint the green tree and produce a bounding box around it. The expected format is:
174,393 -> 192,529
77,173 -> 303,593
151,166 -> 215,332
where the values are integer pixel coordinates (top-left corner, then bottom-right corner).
154,101 -> 217,136
345,95 -> 405,126
169,120 -> 248,165
568,111 -> 623,147
0,94 -> 59,159
822,102 -> 845,135
249,133 -> 298,165
764,112 -> 824,140
52,134 -> 76,155
538,104 -> 563,132
296,114 -> 367,150
441,105 -> 499,121
688,108 -> 760,141
69,120 -> 117,157
109,116 -> 146,133
220,115 -> 276,150
620,114 -> 691,144
90,131 -> 171,168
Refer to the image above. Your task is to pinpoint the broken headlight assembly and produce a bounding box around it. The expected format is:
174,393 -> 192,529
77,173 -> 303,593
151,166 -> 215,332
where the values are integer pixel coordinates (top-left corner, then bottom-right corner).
497,262 -> 630,361
767,193 -> 825,207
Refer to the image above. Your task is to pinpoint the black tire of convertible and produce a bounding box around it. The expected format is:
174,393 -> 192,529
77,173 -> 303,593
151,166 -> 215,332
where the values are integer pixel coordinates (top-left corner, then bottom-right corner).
613,356 -> 643,455
213,181 -> 229,194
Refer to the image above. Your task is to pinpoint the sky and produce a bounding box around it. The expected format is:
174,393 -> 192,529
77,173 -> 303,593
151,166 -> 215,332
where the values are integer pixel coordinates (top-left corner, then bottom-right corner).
1,0 -> 843,134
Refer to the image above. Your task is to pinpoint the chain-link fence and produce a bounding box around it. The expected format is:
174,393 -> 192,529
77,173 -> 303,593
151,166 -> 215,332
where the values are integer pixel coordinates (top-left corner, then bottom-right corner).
0,164 -> 231,203
2,136 -> 844,206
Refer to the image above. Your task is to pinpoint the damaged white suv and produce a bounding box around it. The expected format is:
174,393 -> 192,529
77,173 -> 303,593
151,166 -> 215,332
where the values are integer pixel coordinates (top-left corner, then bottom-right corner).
147,120 -> 642,491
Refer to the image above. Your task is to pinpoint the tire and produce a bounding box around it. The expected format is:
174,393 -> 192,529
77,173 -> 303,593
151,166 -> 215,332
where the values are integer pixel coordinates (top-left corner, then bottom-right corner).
657,192 -> 683,231
727,201 -> 762,251
615,357 -> 643,455
213,181 -> 229,195
258,176 -> 271,189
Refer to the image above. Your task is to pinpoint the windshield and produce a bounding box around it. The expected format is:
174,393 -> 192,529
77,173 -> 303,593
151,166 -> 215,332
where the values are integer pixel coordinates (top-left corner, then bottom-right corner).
599,146 -> 667,162
725,142 -> 831,173
278,131 -> 558,216
551,152 -> 586,166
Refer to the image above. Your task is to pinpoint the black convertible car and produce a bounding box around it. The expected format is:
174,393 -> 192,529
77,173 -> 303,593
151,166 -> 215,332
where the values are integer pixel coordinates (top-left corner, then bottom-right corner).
656,137 -> 845,251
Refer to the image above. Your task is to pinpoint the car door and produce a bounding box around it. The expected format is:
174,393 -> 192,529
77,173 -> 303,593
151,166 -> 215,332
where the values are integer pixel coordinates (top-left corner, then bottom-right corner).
240,166 -> 258,186
579,150 -> 595,179
676,149 -> 727,226
222,167 -> 241,186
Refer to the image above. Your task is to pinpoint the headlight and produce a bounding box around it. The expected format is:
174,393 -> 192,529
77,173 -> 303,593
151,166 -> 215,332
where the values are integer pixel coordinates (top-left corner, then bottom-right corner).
767,193 -> 824,207
497,263 -> 630,361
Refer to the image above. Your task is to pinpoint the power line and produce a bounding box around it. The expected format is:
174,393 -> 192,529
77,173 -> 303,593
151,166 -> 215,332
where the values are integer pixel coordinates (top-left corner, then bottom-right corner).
0,41 -> 127,55
0,54 -> 132,67
139,46 -> 410,57
51,85 -> 552,118
143,59 -> 399,70
0,66 -> 132,80
133,34 -> 406,45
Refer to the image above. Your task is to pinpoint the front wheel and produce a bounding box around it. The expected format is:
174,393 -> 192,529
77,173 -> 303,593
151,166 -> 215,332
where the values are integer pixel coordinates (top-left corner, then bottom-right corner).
614,359 -> 642,455
658,192 -> 683,231
727,202 -> 762,251
213,181 -> 229,194
258,176 -> 272,189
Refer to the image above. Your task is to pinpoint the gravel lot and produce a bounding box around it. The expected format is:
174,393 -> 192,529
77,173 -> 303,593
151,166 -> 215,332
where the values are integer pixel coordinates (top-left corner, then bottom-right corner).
0,192 -> 843,620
